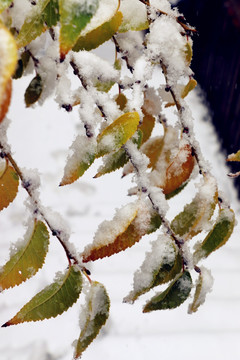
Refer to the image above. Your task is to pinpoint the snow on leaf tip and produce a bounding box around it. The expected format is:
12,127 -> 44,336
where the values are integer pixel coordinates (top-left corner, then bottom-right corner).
59,0 -> 99,59
143,271 -> 192,313
0,23 -> 17,122
97,111 -> 140,157
2,265 -> 82,326
74,281 -> 110,359
194,208 -> 235,263
0,220 -> 49,290
0,164 -> 19,211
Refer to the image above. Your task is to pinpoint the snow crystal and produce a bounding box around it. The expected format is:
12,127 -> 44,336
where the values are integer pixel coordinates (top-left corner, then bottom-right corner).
147,16 -> 191,83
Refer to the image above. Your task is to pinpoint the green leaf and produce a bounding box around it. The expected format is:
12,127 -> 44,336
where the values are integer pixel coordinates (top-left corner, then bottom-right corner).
2,265 -> 82,326
143,271 -> 192,312
0,163 -> 19,211
44,0 -> 59,27
16,0 -> 51,48
73,11 -> 123,52
94,129 -> 142,178
171,176 -> 218,239
74,281 -> 110,359
59,0 -> 99,59
97,112 -> 140,157
0,0 -> 12,13
194,208 -> 235,262
124,235 -> 182,303
0,220 -> 49,290
181,79 -> 197,99
24,74 -> 43,107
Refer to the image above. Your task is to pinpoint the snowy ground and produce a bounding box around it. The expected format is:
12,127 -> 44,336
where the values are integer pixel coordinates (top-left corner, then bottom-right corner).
1,43 -> 240,360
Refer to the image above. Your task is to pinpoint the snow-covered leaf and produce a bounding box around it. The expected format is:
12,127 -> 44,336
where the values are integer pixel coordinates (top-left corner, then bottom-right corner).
0,220 -> 49,290
74,281 -> 110,359
15,0 -> 58,48
0,164 -> 19,211
82,202 -> 161,262
194,208 -> 235,262
60,136 -> 96,186
118,0 -> 148,32
227,150 -> 240,162
138,109 -> 155,144
171,176 -> 218,239
97,112 -> 140,157
24,74 -> 43,107
188,267 -> 214,314
143,271 -> 192,312
125,235 -> 182,303
163,143 -> 195,195
2,265 -> 82,326
73,11 -> 123,52
59,0 -> 99,59
0,23 -> 17,122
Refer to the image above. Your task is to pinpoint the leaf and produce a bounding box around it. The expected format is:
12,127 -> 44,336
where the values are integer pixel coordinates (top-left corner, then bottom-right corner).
143,271 -> 192,312
138,109 -> 155,144
194,208 -> 235,262
12,51 -> 31,80
115,93 -> 127,111
44,0 -> 59,27
0,163 -> 19,211
94,129 -> 142,178
16,0 -> 51,48
82,202 -> 161,262
118,0 -> 148,32
74,281 -> 110,359
124,235 -> 182,303
0,23 -> 17,122
188,267 -> 214,314
60,136 -> 96,186
227,150 -> 240,162
162,143 -> 195,195
184,41 -> 193,66
2,265 -> 82,326
97,112 -> 140,157
0,220 -> 49,290
24,74 -> 43,107
171,176 -> 218,239
73,11 -> 123,52
0,0 -> 12,13
59,0 -> 99,59
181,79 -> 197,99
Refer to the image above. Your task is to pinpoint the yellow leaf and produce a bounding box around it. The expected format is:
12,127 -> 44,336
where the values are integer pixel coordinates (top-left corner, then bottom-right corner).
0,163 -> 19,211
97,112 -> 140,157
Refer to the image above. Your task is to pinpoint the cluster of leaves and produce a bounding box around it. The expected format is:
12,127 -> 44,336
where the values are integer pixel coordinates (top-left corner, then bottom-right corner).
0,0 -> 235,358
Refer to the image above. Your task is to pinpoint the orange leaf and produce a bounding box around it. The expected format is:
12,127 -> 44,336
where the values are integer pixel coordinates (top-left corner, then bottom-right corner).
0,24 -> 17,123
162,144 -> 194,195
0,164 -> 19,211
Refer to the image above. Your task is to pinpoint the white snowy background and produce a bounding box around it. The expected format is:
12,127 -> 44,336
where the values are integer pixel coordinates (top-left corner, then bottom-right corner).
1,40 -> 240,360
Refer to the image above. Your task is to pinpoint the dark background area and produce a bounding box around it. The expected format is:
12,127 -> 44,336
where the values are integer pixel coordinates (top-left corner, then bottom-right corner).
177,0 -> 240,192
